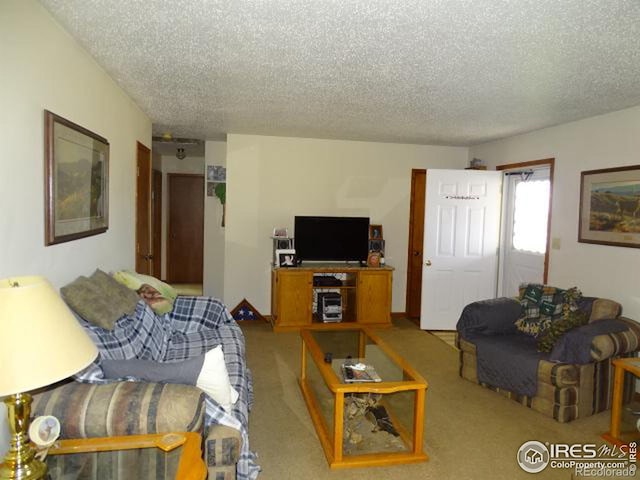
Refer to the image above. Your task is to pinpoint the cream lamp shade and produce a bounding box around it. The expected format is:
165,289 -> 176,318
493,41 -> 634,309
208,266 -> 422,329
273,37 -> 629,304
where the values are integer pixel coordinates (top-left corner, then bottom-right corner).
0,276 -> 98,396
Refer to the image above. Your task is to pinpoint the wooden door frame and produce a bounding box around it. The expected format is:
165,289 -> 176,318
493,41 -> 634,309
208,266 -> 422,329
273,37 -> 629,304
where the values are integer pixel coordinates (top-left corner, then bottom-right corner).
135,141 -> 152,274
405,168 -> 427,322
152,169 -> 162,278
166,173 -> 205,283
496,158 -> 555,283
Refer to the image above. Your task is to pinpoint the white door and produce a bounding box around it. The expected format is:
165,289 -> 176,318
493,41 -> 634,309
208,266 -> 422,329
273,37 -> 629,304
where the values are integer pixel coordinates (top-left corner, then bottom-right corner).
499,167 -> 551,297
420,169 -> 503,330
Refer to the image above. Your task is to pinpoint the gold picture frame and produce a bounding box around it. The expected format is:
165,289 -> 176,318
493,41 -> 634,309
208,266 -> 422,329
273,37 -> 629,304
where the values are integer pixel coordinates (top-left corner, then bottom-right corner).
44,110 -> 109,245
578,164 -> 640,248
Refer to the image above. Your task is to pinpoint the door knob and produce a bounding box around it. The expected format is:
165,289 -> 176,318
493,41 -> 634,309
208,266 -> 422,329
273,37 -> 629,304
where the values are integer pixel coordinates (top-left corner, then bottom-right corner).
413,250 -> 420,257
425,260 -> 432,266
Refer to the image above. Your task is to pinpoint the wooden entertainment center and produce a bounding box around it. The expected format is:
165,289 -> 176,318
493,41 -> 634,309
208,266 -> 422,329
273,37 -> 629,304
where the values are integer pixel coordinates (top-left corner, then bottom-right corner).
270,264 -> 393,332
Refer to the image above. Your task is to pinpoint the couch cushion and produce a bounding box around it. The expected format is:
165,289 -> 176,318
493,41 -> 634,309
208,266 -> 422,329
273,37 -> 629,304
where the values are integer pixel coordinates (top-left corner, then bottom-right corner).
473,333 -> 547,396
90,269 -> 140,310
60,271 -> 139,330
589,298 -> 622,322
32,381 -> 205,438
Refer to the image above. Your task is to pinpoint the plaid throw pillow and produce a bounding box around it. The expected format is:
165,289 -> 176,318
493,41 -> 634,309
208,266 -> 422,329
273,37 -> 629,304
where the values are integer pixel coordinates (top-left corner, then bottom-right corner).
537,287 -> 586,352
516,284 -> 568,337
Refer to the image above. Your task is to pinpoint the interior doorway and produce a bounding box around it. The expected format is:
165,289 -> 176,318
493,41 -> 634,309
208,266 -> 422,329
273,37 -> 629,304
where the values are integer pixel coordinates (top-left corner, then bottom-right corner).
405,169 -> 426,320
166,173 -> 204,283
135,142 -> 152,275
152,169 -> 162,277
497,159 -> 554,297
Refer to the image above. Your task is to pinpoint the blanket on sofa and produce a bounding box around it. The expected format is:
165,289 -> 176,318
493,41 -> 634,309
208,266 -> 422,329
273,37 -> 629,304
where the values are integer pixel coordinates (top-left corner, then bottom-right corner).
74,296 -> 260,480
550,318 -> 629,364
472,333 -> 547,397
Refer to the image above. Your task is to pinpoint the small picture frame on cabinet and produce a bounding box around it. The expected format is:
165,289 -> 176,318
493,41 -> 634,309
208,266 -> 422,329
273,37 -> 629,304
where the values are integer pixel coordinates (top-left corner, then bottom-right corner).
277,250 -> 297,268
369,224 -> 383,239
368,239 -> 384,253
367,251 -> 381,268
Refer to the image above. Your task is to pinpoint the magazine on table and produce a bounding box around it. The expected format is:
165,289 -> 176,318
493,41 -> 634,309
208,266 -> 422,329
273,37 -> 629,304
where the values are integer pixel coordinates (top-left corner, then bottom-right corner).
341,362 -> 382,383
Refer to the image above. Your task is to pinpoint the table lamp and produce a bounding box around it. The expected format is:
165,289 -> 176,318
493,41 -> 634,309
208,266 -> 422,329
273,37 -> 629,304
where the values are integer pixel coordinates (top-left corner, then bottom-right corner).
0,276 -> 98,480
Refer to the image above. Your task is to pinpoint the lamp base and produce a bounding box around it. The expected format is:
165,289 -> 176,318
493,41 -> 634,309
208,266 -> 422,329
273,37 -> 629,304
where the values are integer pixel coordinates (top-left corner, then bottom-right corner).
0,394 -> 46,480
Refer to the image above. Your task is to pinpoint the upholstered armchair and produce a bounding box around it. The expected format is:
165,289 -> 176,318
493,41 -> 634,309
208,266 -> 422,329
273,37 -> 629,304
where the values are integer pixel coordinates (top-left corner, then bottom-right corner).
457,287 -> 640,423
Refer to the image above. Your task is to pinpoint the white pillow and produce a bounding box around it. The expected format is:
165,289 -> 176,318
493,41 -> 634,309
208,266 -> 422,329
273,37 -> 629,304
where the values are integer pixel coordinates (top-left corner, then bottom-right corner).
196,345 -> 239,412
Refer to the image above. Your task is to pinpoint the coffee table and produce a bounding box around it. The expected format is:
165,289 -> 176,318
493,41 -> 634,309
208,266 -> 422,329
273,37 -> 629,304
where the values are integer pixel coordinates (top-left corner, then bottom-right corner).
45,432 -> 206,480
299,326 -> 428,468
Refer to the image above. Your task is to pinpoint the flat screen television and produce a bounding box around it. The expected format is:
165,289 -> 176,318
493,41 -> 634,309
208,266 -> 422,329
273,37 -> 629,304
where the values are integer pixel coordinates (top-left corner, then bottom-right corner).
294,216 -> 370,263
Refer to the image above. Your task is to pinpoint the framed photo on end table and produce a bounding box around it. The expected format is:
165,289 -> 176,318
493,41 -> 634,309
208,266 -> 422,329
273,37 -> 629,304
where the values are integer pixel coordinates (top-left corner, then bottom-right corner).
44,110 -> 109,246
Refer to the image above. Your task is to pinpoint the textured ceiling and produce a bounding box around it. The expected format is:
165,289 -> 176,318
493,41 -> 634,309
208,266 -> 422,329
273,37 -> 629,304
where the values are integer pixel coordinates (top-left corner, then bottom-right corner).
40,0 -> 640,146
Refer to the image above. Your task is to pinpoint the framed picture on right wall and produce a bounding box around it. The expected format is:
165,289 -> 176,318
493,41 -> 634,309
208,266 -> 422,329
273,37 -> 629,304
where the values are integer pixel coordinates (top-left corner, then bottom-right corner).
578,164 -> 640,248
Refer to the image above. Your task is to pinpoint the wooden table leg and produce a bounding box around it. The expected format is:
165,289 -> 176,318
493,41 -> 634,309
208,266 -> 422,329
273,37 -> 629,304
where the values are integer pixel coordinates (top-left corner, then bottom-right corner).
413,388 -> 425,455
609,362 -> 625,441
334,391 -> 344,464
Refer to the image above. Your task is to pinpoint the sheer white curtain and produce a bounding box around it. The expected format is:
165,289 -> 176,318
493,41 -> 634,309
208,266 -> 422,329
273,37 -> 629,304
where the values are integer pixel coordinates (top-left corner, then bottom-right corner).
512,179 -> 550,254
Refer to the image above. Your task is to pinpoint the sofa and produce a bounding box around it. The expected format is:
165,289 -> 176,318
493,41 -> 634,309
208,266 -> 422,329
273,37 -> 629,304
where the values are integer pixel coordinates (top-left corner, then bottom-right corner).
457,285 -> 640,423
30,270 -> 259,480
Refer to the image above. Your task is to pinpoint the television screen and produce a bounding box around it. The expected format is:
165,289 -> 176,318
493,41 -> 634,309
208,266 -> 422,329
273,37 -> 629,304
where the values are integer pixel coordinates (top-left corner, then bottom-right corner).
294,216 -> 370,263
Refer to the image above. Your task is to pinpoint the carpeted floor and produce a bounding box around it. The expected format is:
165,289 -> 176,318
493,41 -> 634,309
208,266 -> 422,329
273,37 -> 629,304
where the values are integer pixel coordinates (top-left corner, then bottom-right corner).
240,318 -> 616,480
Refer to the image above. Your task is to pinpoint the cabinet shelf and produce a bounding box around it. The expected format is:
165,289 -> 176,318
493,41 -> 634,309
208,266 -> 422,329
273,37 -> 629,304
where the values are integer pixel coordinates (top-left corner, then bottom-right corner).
271,265 -> 393,332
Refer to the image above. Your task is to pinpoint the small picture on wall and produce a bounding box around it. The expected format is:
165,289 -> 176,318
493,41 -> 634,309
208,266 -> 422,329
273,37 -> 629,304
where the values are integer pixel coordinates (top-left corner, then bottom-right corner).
277,250 -> 297,267
207,165 -> 226,182
369,224 -> 383,239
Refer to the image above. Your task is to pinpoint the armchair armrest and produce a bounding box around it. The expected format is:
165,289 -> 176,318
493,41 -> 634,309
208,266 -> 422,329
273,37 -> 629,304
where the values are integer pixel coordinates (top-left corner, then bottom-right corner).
550,317 -> 639,364
456,297 -> 522,339
589,317 -> 640,361
32,381 -> 206,438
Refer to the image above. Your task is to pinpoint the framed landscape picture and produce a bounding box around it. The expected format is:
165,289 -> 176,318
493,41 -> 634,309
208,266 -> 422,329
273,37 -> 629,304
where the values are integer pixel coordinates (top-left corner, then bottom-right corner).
578,165 -> 640,248
44,110 -> 109,245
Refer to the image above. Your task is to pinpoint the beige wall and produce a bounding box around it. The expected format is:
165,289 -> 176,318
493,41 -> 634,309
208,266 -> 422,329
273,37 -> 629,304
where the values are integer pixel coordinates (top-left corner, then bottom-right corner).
224,134 -> 468,314
0,1 -> 151,289
203,141 -> 227,299
470,105 -> 640,320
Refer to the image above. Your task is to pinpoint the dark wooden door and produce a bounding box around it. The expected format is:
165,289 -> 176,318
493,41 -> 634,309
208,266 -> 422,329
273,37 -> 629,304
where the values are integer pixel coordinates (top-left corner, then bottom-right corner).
152,169 -> 162,278
135,142 -> 152,274
405,169 -> 426,319
167,174 -> 204,283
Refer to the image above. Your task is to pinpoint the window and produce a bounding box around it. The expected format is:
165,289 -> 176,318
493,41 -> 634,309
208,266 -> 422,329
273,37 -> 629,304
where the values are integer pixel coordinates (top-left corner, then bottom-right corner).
512,179 -> 550,254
